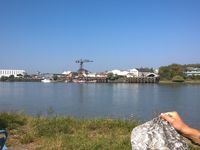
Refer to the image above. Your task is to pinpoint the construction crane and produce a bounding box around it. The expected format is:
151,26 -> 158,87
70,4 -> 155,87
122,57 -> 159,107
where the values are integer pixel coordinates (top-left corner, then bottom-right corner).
75,59 -> 93,72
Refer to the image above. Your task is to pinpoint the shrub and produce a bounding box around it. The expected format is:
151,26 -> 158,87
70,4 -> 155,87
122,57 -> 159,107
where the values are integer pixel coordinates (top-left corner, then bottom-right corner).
172,75 -> 184,82
0,112 -> 27,129
0,76 -> 9,81
20,132 -> 34,144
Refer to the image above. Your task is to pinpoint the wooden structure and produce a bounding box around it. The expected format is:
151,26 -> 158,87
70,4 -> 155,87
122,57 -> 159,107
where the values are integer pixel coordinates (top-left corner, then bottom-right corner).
74,77 -> 159,83
126,77 -> 159,83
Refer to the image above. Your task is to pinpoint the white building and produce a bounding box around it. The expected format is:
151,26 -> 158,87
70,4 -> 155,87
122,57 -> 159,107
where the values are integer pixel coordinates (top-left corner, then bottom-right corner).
0,69 -> 26,77
85,73 -> 96,78
108,69 -> 129,76
185,68 -> 200,76
107,69 -> 140,77
62,71 -> 72,75
154,69 -> 159,74
96,74 -> 107,78
146,73 -> 159,77
129,68 -> 139,77
107,68 -> 159,78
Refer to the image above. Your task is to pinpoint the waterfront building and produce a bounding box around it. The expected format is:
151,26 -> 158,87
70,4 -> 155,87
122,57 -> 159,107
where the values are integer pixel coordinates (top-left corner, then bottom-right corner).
96,74 -> 107,78
0,69 -> 26,77
108,69 -> 129,76
145,73 -> 159,77
138,71 -> 159,78
185,68 -> 200,76
62,71 -> 72,75
129,68 -> 139,77
85,73 -> 96,78
108,68 -> 139,77
107,68 -> 159,78
154,69 -> 159,74
136,68 -> 159,77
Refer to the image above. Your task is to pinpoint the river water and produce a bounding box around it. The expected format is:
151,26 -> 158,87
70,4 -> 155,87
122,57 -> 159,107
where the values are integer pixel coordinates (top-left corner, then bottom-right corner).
0,82 -> 199,128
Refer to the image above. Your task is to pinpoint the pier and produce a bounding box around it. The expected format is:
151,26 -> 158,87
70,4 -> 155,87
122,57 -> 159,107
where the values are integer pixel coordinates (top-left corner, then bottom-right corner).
73,77 -> 159,83
126,77 -> 160,83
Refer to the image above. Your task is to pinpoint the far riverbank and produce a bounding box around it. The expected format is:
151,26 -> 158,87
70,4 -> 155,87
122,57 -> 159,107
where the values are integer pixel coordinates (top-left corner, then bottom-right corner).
159,80 -> 200,84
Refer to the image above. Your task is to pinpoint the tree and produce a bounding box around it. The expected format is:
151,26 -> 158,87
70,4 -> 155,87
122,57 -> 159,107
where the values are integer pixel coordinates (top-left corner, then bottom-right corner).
169,64 -> 184,77
0,76 -> 8,81
53,75 -> 58,81
159,63 -> 200,81
107,73 -> 114,80
17,74 -> 23,78
159,66 -> 171,80
8,75 -> 15,81
24,74 -> 31,78
159,64 -> 185,80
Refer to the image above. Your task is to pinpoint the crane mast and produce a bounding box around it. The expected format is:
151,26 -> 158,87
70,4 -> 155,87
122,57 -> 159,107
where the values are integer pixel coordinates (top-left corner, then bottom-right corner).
75,59 -> 93,73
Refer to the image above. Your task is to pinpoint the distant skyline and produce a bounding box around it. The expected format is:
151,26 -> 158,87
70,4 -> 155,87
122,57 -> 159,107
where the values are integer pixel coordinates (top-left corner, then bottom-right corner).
0,0 -> 200,73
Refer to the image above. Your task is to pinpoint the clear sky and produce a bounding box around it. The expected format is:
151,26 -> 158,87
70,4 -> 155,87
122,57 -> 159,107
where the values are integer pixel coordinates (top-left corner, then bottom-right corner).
0,0 -> 200,73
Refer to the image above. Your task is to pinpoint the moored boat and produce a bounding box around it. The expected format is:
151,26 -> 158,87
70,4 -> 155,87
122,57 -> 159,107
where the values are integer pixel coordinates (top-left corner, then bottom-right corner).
41,79 -> 51,83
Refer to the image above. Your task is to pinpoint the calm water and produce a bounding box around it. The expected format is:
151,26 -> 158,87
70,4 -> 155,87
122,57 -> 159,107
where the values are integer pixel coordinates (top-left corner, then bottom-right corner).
0,82 -> 199,128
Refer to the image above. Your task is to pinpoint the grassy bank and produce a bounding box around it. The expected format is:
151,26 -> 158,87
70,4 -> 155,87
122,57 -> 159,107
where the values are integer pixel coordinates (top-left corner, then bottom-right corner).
159,80 -> 200,84
0,112 -> 137,150
0,112 -> 199,150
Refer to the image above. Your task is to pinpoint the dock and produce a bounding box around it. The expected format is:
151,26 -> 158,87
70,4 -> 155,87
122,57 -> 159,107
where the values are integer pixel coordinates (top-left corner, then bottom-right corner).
126,77 -> 160,83
74,77 -> 159,83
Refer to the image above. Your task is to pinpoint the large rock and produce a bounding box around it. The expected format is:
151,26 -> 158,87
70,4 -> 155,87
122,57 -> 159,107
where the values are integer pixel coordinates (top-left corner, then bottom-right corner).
131,117 -> 189,150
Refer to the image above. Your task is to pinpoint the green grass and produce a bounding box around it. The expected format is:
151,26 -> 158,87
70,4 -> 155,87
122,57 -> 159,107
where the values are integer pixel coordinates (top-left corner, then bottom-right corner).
159,80 -> 200,84
0,112 -> 137,149
0,112 -> 199,150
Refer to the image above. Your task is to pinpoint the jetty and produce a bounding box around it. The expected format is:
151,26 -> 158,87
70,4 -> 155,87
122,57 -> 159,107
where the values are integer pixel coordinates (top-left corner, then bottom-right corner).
126,77 -> 159,83
71,76 -> 159,83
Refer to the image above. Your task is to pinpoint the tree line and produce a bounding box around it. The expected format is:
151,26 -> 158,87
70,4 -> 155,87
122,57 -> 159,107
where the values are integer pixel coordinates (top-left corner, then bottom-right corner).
159,63 -> 200,81
0,75 -> 40,82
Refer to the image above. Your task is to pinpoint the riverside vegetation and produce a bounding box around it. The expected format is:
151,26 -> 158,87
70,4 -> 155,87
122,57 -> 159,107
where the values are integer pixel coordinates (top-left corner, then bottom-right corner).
0,112 -> 137,150
0,112 -> 199,150
159,63 -> 200,83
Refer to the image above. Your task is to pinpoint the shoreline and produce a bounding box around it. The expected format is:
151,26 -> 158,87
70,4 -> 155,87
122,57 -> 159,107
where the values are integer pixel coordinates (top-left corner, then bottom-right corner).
159,80 -> 200,84
1,80 -> 200,84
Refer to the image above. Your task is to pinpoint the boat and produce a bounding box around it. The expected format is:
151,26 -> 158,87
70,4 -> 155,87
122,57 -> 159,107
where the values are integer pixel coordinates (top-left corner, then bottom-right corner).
78,80 -> 86,83
87,80 -> 97,83
72,79 -> 96,83
41,79 -> 51,83
72,79 -> 86,83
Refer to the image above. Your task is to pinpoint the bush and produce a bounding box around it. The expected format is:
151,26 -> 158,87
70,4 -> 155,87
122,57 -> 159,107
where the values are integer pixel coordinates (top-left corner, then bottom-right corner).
0,112 -> 27,129
172,75 -> 184,82
0,76 -> 9,81
20,132 -> 34,144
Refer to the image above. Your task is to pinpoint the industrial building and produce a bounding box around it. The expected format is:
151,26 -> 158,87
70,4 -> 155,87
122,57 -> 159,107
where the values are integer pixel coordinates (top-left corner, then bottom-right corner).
0,69 -> 26,77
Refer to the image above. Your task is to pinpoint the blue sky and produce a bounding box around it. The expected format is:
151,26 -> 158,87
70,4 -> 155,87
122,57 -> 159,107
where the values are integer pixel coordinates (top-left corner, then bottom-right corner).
0,0 -> 200,73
